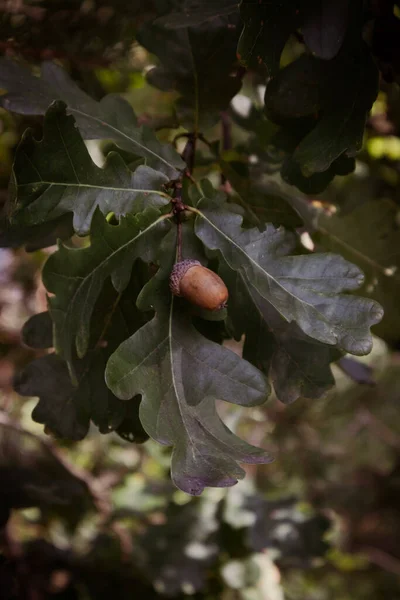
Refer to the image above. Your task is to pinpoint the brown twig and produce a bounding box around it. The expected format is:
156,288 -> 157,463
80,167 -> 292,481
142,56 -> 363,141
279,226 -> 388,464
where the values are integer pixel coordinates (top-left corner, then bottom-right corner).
171,135 -> 198,261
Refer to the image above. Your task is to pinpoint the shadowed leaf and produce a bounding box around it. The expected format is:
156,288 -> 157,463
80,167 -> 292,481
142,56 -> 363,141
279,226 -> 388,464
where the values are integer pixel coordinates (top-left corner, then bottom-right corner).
22,312 -> 53,349
0,213 -> 73,251
238,0 -> 298,75
138,14 -> 242,130
302,0 -> 349,60
42,208 -> 171,369
0,59 -> 184,178
14,354 -> 90,440
10,102 -> 170,235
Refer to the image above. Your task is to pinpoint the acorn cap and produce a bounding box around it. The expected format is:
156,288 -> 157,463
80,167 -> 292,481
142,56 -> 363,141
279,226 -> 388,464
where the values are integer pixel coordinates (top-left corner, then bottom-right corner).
169,259 -> 201,296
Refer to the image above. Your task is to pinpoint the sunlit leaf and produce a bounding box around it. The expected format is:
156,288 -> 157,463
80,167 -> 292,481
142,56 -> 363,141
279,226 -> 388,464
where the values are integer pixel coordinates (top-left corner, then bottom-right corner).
193,184 -> 383,355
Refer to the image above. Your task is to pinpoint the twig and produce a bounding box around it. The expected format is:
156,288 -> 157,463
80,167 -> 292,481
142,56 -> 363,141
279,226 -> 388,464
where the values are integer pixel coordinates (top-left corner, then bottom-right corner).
171,135 -> 198,261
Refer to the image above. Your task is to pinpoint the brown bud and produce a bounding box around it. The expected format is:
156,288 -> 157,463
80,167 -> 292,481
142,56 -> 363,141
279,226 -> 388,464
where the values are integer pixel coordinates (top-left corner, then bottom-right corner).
170,259 -> 228,311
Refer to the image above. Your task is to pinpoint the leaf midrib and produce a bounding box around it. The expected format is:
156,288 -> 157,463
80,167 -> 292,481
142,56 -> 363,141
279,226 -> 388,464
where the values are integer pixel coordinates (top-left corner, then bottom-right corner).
69,107 -> 182,172
48,213 -> 170,361
243,273 -> 327,390
194,205 -> 361,344
19,180 -> 171,198
195,206 -> 325,317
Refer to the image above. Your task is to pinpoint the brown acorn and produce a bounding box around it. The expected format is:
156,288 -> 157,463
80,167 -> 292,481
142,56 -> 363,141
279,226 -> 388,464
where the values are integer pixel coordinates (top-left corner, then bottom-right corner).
170,259 -> 228,311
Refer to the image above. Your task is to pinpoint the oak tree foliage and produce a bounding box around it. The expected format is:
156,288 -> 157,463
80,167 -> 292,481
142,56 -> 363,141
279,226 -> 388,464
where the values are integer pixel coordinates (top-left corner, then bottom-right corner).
0,0 -> 391,495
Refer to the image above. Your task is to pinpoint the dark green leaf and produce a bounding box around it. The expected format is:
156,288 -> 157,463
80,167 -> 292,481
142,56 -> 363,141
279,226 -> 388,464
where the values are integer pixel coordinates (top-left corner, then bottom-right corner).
10,102 -> 171,235
238,0 -> 298,75
292,44 -> 378,175
138,14 -> 242,131
193,185 -> 383,355
13,354 -> 90,440
22,312 -> 53,349
221,261 -> 339,403
105,240 -> 271,495
219,159 -> 303,228
264,55 -> 320,121
16,274 -> 151,440
0,213 -> 73,251
0,59 -> 184,178
42,207 -> 172,369
281,153 -> 356,195
301,0 -> 349,60
314,199 -> 400,343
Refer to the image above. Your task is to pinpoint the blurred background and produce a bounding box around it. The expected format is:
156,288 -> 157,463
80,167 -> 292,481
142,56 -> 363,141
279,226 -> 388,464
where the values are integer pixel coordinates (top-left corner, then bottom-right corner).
1,1 -> 400,599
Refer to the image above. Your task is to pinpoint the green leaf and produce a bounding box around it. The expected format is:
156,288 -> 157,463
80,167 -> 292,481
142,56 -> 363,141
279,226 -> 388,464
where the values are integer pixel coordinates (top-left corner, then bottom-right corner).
193,187 -> 383,356
292,43 -> 378,175
301,0 -> 349,60
21,312 -> 53,349
105,246 -> 271,495
14,354 -> 90,440
263,34 -> 378,181
0,59 -> 184,178
238,0 -> 298,75
0,213 -> 73,251
42,207 -> 172,369
10,102 -> 171,235
253,1 -> 377,188
14,350 -> 143,441
264,55 -> 321,121
218,159 -> 303,228
221,262 -> 339,403
156,0 -> 238,28
138,14 -> 242,131
281,153 -> 356,195
314,199 -> 400,343
16,276 -> 151,441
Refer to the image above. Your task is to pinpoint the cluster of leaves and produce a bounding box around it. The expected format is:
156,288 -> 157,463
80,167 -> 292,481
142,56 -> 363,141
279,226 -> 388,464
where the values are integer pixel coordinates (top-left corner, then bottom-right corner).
150,0 -> 394,193
0,0 -> 392,495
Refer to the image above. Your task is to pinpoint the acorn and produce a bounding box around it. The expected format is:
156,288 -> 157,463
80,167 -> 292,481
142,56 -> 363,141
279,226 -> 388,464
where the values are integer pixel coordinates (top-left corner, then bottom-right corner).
170,259 -> 228,311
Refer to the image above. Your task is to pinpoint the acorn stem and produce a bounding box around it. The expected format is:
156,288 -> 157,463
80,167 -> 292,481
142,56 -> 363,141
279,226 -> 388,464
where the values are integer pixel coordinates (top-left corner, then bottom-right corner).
177,220 -> 182,262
